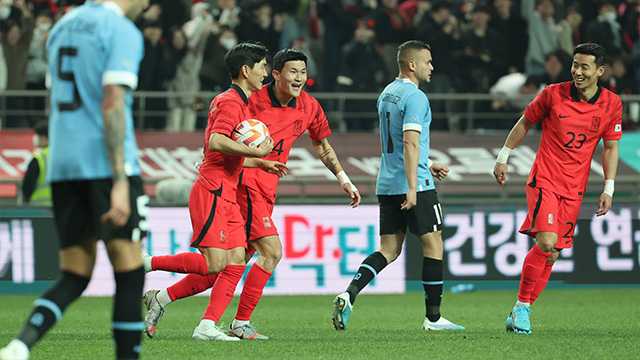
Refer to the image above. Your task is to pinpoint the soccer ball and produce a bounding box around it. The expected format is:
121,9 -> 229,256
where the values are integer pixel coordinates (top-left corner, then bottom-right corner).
231,119 -> 269,148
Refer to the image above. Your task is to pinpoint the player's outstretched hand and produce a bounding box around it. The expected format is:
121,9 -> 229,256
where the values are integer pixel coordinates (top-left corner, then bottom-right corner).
493,163 -> 508,185
401,190 -> 416,210
259,160 -> 288,177
101,179 -> 131,227
253,137 -> 274,157
341,182 -> 361,208
596,193 -> 612,216
430,163 -> 449,181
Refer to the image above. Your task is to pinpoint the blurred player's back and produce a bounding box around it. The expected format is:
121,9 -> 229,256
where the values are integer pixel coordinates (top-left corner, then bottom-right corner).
47,2 -> 143,181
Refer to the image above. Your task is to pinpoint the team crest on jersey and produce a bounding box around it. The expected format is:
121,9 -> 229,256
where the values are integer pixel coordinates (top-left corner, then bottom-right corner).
614,124 -> 622,132
219,230 -> 225,242
547,213 -> 554,224
590,116 -> 601,132
294,119 -> 304,135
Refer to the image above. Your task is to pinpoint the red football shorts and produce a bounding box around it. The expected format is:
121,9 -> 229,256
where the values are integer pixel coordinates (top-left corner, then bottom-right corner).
519,185 -> 582,249
189,181 -> 246,249
237,184 -> 278,241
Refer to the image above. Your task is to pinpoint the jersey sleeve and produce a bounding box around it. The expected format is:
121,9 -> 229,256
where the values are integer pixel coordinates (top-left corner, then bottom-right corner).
524,86 -> 551,124
402,92 -> 427,132
102,21 -> 143,90
209,98 -> 242,137
307,99 -> 332,141
603,96 -> 623,141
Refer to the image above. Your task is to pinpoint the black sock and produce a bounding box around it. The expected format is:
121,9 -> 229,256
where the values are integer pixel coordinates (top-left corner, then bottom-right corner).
113,267 -> 145,360
346,251 -> 388,305
422,257 -> 443,322
18,271 -> 90,348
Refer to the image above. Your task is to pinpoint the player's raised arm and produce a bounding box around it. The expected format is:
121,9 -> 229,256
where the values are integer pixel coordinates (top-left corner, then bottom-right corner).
597,140 -> 619,216
101,84 -> 130,226
312,138 -> 361,207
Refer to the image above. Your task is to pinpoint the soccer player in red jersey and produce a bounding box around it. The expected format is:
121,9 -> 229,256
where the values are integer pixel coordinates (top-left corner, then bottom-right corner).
493,43 -> 622,335
142,42 -> 274,341
142,49 -> 361,340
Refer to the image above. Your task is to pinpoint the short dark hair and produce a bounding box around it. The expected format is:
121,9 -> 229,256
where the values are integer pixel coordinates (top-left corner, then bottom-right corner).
573,43 -> 606,66
224,42 -> 269,79
34,121 -> 48,137
397,40 -> 431,67
272,48 -> 308,71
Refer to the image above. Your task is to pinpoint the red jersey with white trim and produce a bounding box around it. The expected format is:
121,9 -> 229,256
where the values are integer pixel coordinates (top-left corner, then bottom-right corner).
243,84 -> 332,203
524,82 -> 622,199
197,85 -> 252,202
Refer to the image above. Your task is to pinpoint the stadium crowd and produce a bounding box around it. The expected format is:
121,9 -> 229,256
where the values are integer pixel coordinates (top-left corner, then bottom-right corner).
1,0 -> 640,130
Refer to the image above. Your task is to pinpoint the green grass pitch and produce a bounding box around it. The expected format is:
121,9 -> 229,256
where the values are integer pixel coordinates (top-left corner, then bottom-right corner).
1,289 -> 639,359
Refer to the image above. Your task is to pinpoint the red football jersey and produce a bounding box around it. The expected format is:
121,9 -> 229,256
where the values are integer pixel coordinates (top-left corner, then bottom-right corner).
197,85 -> 252,202
242,84 -> 333,202
524,82 -> 623,199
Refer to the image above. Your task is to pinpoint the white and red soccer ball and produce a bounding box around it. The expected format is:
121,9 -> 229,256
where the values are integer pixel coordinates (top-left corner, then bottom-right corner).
232,119 -> 269,148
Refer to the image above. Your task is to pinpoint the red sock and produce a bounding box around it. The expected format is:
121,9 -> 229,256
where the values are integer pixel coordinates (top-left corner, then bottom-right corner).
517,244 -> 551,303
202,264 -> 246,322
235,264 -> 272,321
151,252 -> 208,275
530,262 -> 553,304
167,273 -> 218,301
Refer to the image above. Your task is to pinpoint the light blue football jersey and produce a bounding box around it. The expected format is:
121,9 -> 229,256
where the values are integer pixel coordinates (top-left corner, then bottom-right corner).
46,1 -> 143,181
376,78 -> 435,195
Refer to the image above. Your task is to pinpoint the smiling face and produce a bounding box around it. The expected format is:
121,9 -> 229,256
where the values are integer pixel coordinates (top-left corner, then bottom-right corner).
273,60 -> 307,98
571,53 -> 604,90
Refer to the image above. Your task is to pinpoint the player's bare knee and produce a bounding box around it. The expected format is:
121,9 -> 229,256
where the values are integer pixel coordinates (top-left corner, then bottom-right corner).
548,249 -> 560,264
208,260 -> 226,274
379,247 -> 401,263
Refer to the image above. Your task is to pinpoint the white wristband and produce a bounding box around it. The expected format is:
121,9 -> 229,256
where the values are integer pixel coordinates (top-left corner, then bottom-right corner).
336,170 -> 351,185
427,159 -> 433,168
496,146 -> 513,164
603,179 -> 614,197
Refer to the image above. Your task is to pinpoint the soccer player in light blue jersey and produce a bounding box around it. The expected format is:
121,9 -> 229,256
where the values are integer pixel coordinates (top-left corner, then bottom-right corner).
332,40 -> 464,332
0,1 -> 150,359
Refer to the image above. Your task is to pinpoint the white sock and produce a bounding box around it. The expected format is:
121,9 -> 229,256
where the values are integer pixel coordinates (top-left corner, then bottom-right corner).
516,300 -> 530,307
156,289 -> 172,307
232,319 -> 250,328
199,319 -> 216,328
143,255 -> 153,272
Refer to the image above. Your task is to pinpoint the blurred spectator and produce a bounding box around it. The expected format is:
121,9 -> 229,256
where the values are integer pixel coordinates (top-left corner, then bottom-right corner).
22,120 -> 50,205
522,0 -> 560,76
620,0 -> 640,50
157,0 -> 190,37
530,49 -> 571,86
585,1 -> 623,56
601,56 -> 635,94
373,0 -> 412,77
212,0 -> 241,29
337,21 -> 387,130
199,25 -> 235,91
490,0 -> 527,73
416,0 -> 460,92
457,5 -> 503,92
558,6 -> 582,55
236,1 -> 282,56
138,20 -> 169,129
490,74 -> 540,112
2,0 -> 33,128
317,0 -> 361,90
166,6 -> 212,132
155,178 -> 193,205
25,10 -> 51,124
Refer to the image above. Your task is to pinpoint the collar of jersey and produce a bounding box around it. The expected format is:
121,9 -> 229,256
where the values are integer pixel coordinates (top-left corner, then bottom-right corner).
267,82 -> 297,108
570,82 -> 601,104
102,1 -> 125,17
396,77 -> 417,87
231,84 -> 249,104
